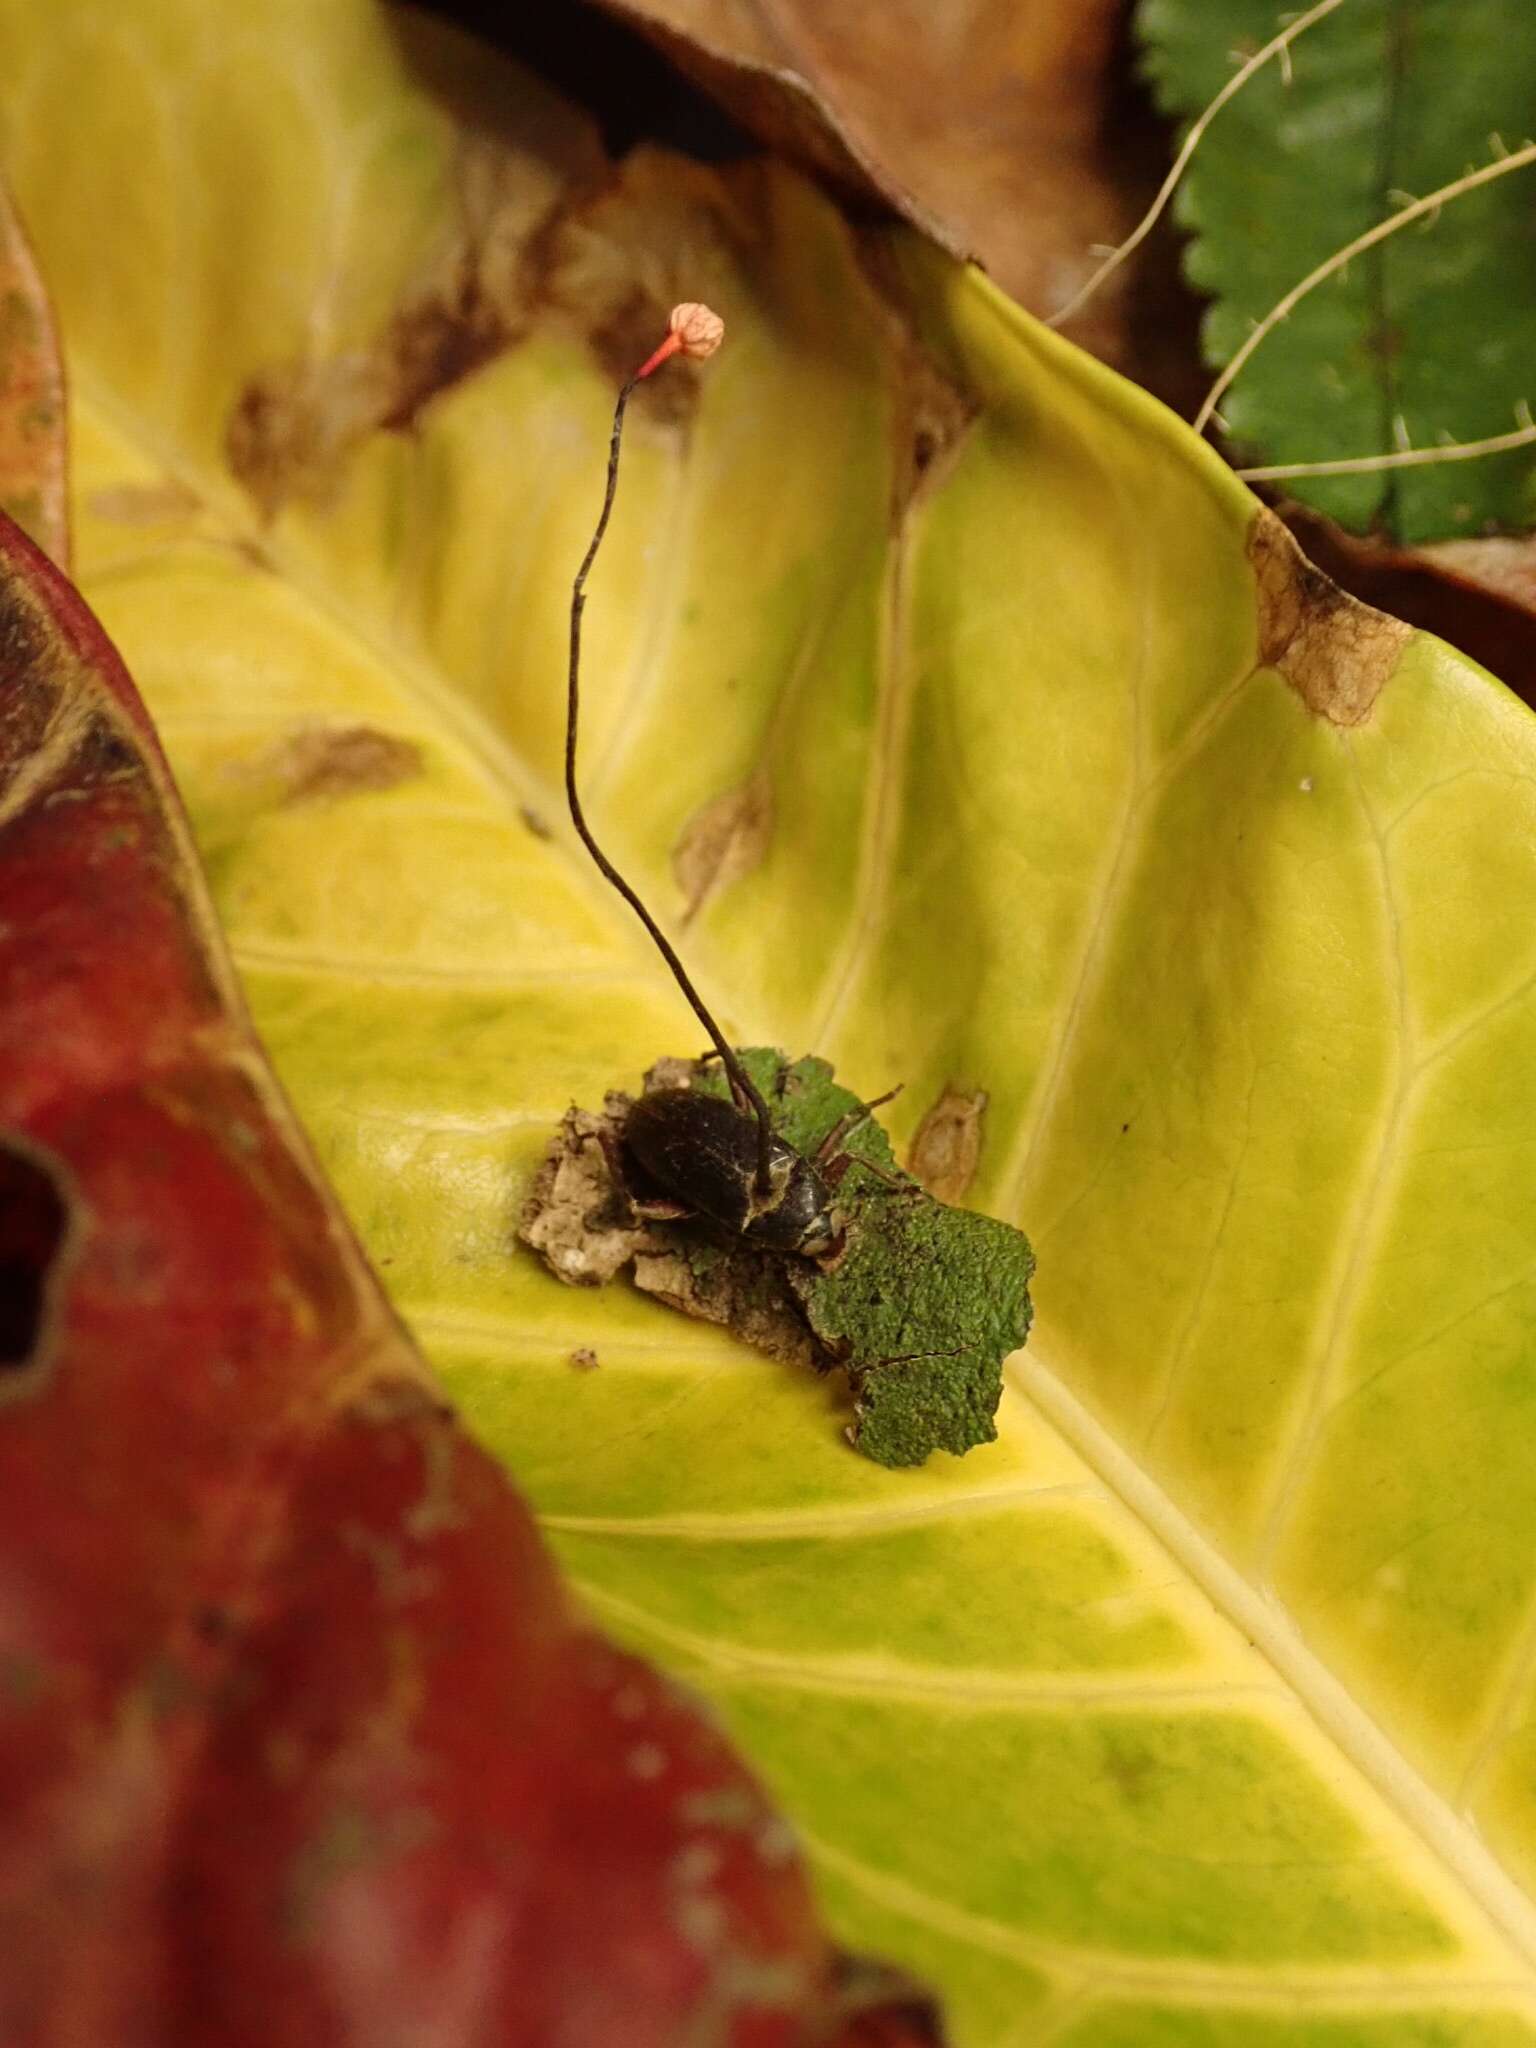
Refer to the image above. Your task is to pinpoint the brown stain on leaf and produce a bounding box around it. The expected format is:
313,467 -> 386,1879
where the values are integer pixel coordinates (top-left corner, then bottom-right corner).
227,355 -> 391,520
905,1086 -> 987,1205
1248,507 -> 1411,726
87,479 -> 203,527
1283,505 -> 1536,712
226,112 -> 600,516
889,330 -> 978,525
243,724 -> 425,806
673,766 -> 774,923
536,151 -> 758,426
854,229 -> 978,524
278,726 -> 424,805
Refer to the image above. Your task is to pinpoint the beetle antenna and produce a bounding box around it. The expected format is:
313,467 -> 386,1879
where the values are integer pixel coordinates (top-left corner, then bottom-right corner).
565,303 -> 777,1201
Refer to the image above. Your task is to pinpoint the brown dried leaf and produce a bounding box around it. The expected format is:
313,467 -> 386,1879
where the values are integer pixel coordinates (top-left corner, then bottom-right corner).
586,0 -> 1190,377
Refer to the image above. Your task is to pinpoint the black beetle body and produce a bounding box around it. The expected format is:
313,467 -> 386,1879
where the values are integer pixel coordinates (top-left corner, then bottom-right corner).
623,1088 -> 839,1258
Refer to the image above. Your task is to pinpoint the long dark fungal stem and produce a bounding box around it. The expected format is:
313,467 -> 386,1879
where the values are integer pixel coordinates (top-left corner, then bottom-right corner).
564,310 -> 777,1200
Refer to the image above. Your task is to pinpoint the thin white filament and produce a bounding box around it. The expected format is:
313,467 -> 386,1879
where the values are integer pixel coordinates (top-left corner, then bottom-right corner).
1045,0 -> 1352,331
1237,409 -> 1536,481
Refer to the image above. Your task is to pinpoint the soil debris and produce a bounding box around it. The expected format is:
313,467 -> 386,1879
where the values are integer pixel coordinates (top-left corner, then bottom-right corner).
521,1079 -> 818,1371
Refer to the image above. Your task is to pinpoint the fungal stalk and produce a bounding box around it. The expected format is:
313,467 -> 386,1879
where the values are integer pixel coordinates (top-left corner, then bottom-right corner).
564,302 -> 778,1201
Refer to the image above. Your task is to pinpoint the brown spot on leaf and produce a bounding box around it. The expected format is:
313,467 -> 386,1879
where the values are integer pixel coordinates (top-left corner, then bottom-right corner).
227,357 -> 388,520
0,1139 -> 71,1377
889,336 -> 977,524
905,1087 -> 988,1204
537,153 -> 757,427
1248,507 -> 1410,726
77,717 -> 138,781
87,480 -> 203,527
1101,1732 -> 1159,1805
1282,506 -> 1536,713
347,1375 -> 454,1432
226,118 -> 598,516
854,230 -> 978,523
673,767 -> 774,923
253,725 -> 424,806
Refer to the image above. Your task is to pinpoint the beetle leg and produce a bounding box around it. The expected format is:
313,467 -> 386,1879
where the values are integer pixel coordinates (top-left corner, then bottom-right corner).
814,1084 -> 902,1167
811,1219 -> 850,1271
822,1147 -> 914,1196
843,1155 -> 924,1193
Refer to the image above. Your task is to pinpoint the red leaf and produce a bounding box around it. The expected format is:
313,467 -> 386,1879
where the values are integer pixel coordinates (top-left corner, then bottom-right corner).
0,511 -> 940,2046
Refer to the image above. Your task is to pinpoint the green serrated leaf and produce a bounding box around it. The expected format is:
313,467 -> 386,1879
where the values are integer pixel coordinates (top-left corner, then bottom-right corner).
1139,0 -> 1536,541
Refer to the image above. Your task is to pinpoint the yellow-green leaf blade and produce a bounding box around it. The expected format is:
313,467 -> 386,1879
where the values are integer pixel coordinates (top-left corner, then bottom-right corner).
12,3 -> 1536,2040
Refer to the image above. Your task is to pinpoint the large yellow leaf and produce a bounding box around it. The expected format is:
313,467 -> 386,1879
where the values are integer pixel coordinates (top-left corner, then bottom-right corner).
10,4 -> 1536,2040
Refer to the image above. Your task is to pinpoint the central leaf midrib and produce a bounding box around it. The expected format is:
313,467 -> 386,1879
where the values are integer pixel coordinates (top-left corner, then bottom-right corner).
1017,1348 -> 1536,1980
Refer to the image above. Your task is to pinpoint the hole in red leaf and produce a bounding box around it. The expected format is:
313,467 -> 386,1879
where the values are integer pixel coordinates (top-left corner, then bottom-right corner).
0,1144 -> 67,1367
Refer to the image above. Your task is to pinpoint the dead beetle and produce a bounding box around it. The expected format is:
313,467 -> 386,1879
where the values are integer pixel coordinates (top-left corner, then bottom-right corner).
618,1081 -> 904,1259
623,1087 -> 839,1255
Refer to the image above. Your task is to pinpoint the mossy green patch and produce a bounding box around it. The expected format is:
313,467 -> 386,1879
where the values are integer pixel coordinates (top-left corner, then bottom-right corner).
696,1049 -> 1034,1465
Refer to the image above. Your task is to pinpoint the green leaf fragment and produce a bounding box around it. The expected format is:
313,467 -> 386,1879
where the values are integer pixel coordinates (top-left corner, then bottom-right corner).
697,1051 -> 1035,1466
